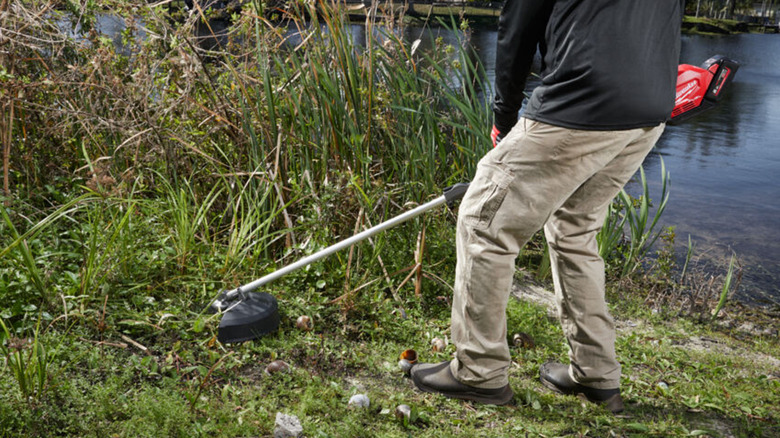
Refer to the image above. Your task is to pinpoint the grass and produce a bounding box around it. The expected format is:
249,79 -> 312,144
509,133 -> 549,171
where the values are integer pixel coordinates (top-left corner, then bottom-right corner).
0,1 -> 778,437
3,293 -> 777,437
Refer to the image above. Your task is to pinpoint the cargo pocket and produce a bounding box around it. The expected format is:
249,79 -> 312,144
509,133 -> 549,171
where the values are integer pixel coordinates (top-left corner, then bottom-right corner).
461,162 -> 514,230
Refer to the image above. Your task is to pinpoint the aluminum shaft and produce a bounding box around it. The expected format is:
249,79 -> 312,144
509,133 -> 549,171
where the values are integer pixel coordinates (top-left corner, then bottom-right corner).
213,194 -> 448,308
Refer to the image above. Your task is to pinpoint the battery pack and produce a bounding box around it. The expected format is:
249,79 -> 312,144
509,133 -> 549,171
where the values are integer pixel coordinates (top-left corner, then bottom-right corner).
670,56 -> 739,124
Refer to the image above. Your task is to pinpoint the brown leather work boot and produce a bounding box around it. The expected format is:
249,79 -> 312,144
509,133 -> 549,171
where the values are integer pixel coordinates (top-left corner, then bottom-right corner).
540,362 -> 624,414
410,361 -> 514,405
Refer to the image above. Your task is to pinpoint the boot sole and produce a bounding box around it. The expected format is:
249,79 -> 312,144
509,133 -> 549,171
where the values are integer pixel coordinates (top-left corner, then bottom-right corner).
540,374 -> 624,413
540,374 -> 573,395
413,379 -> 514,406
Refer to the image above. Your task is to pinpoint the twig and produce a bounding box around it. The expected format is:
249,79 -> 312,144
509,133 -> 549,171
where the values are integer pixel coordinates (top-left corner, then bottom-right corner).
146,0 -> 175,8
362,212 -> 398,301
209,171 -> 270,178
273,132 -> 296,247
188,352 -> 233,412
342,207 -> 365,296
2,84 -> 13,201
422,271 -> 454,293
120,334 -> 149,354
414,224 -> 426,298
329,278 -> 380,304
78,338 -> 128,349
395,263 -> 421,297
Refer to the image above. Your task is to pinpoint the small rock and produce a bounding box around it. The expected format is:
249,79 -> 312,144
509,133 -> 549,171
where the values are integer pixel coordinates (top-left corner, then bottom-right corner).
394,404 -> 411,421
348,393 -> 370,408
274,412 -> 303,438
717,318 -> 735,329
265,360 -> 290,374
737,322 -> 756,334
296,315 -> 313,331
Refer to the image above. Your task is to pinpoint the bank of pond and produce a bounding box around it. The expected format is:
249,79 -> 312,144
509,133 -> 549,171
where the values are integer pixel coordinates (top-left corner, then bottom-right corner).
175,1 -> 779,33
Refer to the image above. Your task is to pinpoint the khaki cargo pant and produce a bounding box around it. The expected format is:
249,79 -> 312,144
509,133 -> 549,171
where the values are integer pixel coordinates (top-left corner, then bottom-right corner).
450,118 -> 665,390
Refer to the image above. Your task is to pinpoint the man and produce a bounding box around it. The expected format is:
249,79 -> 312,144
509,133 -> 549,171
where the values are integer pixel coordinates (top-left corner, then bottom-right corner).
411,0 -> 682,414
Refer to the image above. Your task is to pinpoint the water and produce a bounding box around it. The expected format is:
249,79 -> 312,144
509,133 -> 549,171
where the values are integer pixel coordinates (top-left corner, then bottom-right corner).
649,34 -> 780,306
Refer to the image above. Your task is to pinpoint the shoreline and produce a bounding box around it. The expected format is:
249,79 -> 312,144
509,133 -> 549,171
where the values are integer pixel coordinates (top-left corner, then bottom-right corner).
337,2 -> 779,33
183,1 -> 780,33
683,15 -> 780,35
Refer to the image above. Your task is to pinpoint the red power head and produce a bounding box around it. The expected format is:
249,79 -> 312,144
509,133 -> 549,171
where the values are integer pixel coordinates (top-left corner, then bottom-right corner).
670,56 -> 739,124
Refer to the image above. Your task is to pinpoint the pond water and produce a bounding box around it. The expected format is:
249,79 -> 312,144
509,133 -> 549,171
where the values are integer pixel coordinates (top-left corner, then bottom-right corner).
649,34 -> 780,307
90,13 -> 780,306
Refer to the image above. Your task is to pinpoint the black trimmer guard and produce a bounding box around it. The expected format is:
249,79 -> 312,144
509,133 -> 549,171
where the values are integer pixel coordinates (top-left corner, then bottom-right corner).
217,292 -> 280,343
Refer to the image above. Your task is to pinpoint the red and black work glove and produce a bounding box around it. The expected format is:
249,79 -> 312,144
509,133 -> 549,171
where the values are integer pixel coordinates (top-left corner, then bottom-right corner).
491,125 -> 504,148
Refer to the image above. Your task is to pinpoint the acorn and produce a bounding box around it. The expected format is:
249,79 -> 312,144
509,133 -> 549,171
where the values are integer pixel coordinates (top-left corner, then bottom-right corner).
394,404 -> 412,421
431,337 -> 447,352
265,359 -> 290,374
296,315 -> 313,331
512,332 -> 535,349
398,349 -> 418,374
399,349 -> 417,362
348,394 -> 370,408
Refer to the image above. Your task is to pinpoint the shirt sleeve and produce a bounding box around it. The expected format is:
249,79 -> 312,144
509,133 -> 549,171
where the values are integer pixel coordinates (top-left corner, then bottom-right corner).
493,0 -> 554,135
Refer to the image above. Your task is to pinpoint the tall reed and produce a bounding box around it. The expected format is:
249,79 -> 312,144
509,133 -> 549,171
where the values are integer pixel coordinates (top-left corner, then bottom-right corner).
2,1 -> 493,311
596,159 -> 671,277
617,159 -> 671,276
711,254 -> 738,320
224,2 -> 489,200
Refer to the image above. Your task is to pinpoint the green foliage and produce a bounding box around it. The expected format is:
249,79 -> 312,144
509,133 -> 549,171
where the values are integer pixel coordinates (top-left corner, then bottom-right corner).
0,205 -> 46,301
159,175 -> 222,270
711,253 -> 738,320
618,160 -> 671,276
77,198 -> 137,298
655,226 -> 677,280
597,198 -> 628,262
596,159 -> 672,277
0,318 -> 55,404
1,193 -> 99,311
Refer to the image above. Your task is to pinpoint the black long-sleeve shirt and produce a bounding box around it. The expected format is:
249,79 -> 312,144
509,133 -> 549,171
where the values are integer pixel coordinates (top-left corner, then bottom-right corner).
493,0 -> 682,134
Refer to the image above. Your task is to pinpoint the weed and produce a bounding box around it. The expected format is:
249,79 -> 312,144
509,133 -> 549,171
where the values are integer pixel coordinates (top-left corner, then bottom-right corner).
597,198 -> 628,262
0,318 -> 54,404
159,176 -> 222,271
618,159 -> 671,277
76,198 -> 136,298
712,253 -> 739,320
